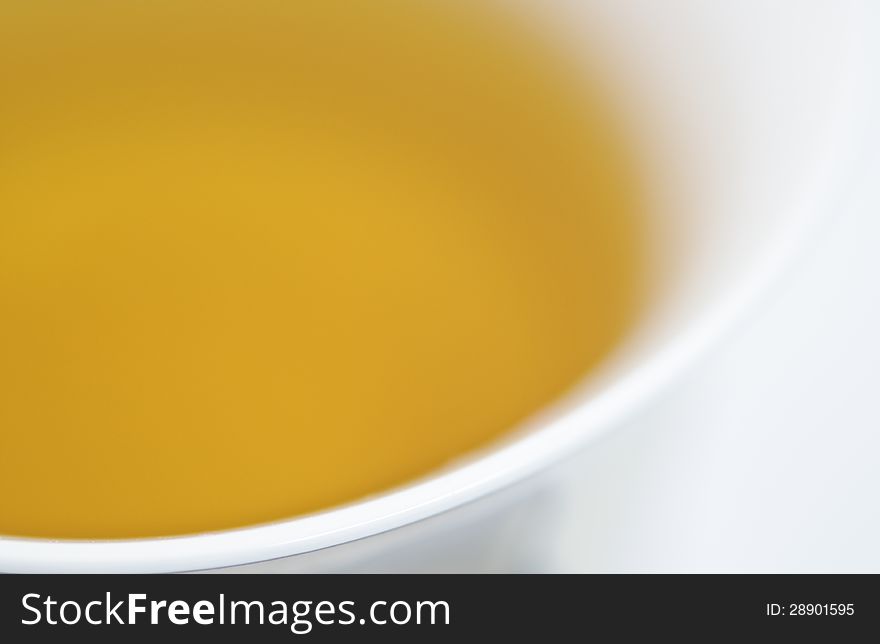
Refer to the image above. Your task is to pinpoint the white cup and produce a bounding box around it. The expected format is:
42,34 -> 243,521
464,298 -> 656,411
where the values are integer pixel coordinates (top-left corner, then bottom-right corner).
0,0 -> 869,573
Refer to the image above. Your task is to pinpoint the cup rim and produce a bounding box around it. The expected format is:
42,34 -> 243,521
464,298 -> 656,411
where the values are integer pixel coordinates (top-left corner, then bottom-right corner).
0,1 -> 870,573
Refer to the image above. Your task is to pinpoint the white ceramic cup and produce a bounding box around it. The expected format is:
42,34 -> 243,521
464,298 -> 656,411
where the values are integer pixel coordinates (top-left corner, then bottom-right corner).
0,0 -> 869,573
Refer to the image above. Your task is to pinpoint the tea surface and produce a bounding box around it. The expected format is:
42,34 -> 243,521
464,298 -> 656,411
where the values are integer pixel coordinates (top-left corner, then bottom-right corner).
0,1 -> 642,538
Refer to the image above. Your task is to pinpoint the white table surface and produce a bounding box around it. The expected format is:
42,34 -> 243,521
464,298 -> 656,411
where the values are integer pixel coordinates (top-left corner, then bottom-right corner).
551,85 -> 880,572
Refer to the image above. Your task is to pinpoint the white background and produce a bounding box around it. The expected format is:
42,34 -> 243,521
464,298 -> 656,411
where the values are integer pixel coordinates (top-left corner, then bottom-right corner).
552,75 -> 880,573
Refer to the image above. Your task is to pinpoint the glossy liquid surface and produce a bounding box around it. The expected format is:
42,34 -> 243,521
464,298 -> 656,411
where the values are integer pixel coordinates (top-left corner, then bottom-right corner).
0,1 -> 643,538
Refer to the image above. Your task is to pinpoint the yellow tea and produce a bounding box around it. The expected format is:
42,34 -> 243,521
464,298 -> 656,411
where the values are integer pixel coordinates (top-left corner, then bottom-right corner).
0,0 -> 643,538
